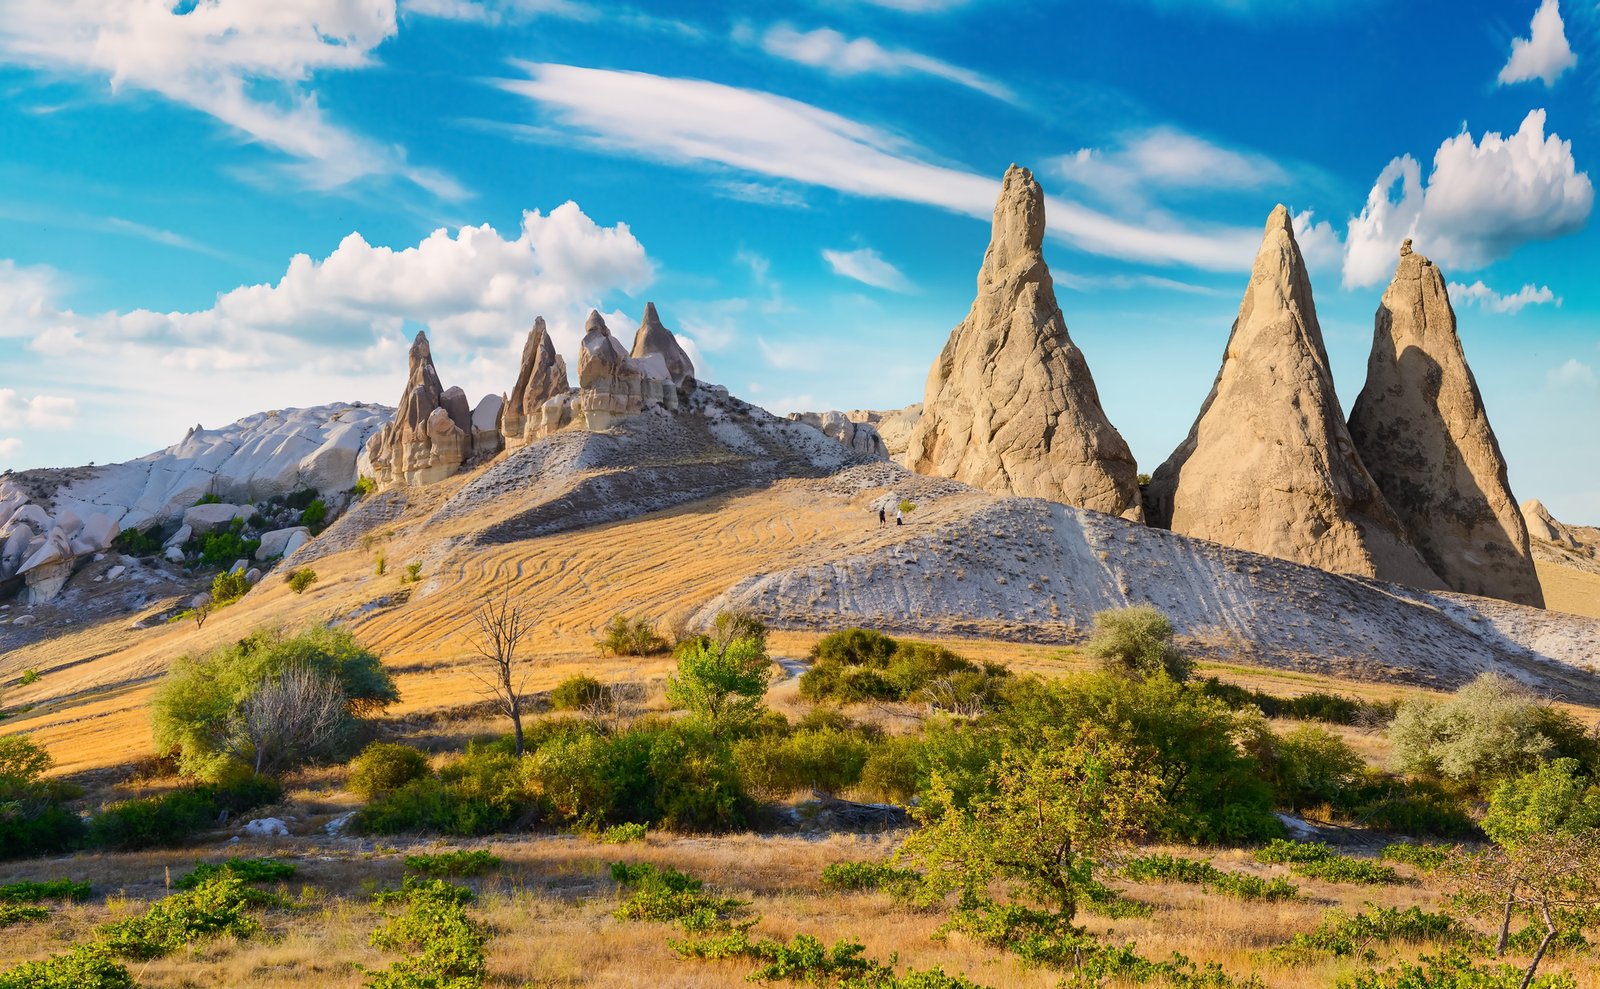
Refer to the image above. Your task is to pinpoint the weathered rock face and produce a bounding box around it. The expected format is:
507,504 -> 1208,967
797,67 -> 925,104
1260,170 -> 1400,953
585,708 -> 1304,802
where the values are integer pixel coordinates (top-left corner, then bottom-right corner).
905,165 -> 1142,520
366,332 -> 473,487
631,303 -> 696,388
787,412 -> 889,459
502,317 -> 571,447
576,310 -> 678,430
1523,499 -> 1596,556
471,394 -> 504,459
1348,243 -> 1543,606
1147,207 -> 1444,589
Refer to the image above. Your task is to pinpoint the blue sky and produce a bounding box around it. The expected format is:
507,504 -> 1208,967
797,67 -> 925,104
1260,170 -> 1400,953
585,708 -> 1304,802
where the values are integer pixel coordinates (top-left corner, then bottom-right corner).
1,0 -> 1597,521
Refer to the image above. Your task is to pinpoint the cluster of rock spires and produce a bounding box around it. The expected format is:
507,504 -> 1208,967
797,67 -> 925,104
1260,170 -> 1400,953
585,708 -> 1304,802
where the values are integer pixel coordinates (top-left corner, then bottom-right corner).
888,164 -> 1542,606
364,304 -> 699,489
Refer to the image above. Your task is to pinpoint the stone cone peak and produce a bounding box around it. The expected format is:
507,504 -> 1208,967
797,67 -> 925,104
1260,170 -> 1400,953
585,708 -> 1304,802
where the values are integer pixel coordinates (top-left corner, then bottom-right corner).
905,164 -> 1142,520
630,300 -> 695,388
365,330 -> 470,487
1147,207 -> 1443,589
585,310 -> 609,335
503,315 -> 572,448
1348,243 -> 1543,606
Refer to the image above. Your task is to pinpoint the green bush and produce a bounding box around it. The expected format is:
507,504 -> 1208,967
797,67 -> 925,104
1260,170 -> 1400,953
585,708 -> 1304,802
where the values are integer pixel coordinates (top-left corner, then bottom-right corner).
286,568 -> 318,594
800,629 -> 1006,708
1270,906 -> 1461,964
112,526 -> 164,557
152,624 -> 397,781
194,493 -> 223,507
819,861 -> 924,900
667,636 -> 771,737
1350,777 -> 1478,838
0,736 -> 86,860
1379,842 -> 1455,873
349,742 -> 431,799
87,776 -> 279,851
1121,854 -> 1298,901
1254,838 -> 1336,863
598,822 -> 648,844
1483,758 -> 1600,846
733,727 -> 872,798
0,945 -> 137,989
597,613 -> 668,656
365,876 -> 486,989
96,873 -> 261,960
0,880 -> 91,903
1084,606 -> 1192,681
403,850 -> 501,877
549,674 -> 610,712
356,744 -> 531,837
211,569 -> 250,606
354,476 -> 377,498
1255,841 -> 1400,884
196,519 -> 260,569
1335,949 -> 1576,989
1199,678 -> 1393,726
610,862 -> 749,932
1260,724 -> 1367,812
403,562 -> 422,583
177,857 -> 295,889
1388,673 -> 1599,791
0,903 -> 48,928
299,499 -> 327,533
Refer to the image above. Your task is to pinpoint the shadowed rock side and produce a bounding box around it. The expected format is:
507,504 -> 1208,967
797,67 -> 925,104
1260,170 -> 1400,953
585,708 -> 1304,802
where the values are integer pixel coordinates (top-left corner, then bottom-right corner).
1147,206 -> 1443,590
906,165 -> 1142,520
502,317 -> 573,448
1348,243 -> 1543,607
365,331 -> 473,488
631,302 -> 696,388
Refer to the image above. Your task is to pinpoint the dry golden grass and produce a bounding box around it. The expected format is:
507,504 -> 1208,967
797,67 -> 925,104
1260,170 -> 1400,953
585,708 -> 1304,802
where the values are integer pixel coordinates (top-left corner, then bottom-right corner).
1537,559 -> 1600,619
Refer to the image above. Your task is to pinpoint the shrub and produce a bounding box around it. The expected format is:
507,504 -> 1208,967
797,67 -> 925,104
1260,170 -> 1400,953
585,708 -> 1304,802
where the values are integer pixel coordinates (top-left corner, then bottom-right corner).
1260,724 -> 1367,812
598,821 -> 648,844
354,476 -> 376,498
356,744 -> 530,836
211,569 -> 250,606
350,743 -> 431,799
1388,673 -> 1598,790
819,861 -> 924,900
365,876 -> 487,989
1291,857 -> 1402,885
611,862 -> 749,932
299,499 -> 327,533
597,613 -> 668,656
193,493 -> 223,507
1351,777 -> 1478,838
550,674 -> 610,712
196,520 -> 260,569
0,903 -> 48,928
286,568 -> 318,594
1270,906 -> 1461,963
1482,758 -> 1600,846
152,624 -> 397,781
403,850 -> 501,877
800,629 -> 1004,708
111,526 -> 164,557
88,787 -> 221,851
1084,606 -> 1191,681
733,728 -> 872,798
1255,838 -> 1335,863
0,880 -> 91,903
0,945 -> 137,989
666,636 -> 771,737
1379,842 -> 1455,872
404,562 -> 422,582
96,873 -> 261,959
0,736 -> 88,861
178,857 -> 295,888
1335,949 -> 1576,989
1122,854 -> 1299,901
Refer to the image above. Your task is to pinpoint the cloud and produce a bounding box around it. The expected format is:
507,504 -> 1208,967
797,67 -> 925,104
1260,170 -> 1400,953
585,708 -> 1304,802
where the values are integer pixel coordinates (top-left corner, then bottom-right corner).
1547,358 -> 1597,390
0,0 -> 459,197
1057,127 -> 1287,202
0,437 -> 21,462
0,390 -> 77,429
1291,209 -> 1344,273
401,0 -> 590,24
0,201 -> 655,466
856,0 -> 973,10
1447,280 -> 1560,314
1499,0 -> 1577,87
497,63 -> 1261,270
757,338 -> 825,371
822,247 -> 911,292
1342,110 -> 1592,287
757,24 -> 1013,103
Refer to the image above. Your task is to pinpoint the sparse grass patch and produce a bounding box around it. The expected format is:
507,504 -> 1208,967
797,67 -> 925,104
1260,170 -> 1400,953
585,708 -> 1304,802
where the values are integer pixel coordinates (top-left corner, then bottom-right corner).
1267,905 -> 1461,964
1122,853 -> 1299,901
403,849 -> 501,877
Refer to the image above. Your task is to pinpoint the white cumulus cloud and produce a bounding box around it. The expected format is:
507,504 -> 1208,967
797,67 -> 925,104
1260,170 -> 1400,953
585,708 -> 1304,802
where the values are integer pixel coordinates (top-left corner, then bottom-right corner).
0,390 -> 77,429
496,63 -> 1262,271
0,438 -> 21,461
758,24 -> 1013,103
1342,110 -> 1592,287
822,247 -> 911,292
1447,280 -> 1560,314
1499,0 -> 1577,87
1058,127 -> 1288,202
1547,358 -> 1597,390
0,0 -> 459,197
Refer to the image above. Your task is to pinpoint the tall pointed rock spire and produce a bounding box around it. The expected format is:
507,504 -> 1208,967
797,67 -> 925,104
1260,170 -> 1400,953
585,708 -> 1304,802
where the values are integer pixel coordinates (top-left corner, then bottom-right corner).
905,164 -> 1142,519
1147,207 -> 1443,588
503,316 -> 571,447
1348,241 -> 1544,606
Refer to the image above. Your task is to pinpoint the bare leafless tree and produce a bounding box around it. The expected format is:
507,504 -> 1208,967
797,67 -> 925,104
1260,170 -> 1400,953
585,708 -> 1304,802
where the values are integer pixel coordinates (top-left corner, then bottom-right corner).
224,665 -> 346,775
193,601 -> 212,630
468,589 -> 535,755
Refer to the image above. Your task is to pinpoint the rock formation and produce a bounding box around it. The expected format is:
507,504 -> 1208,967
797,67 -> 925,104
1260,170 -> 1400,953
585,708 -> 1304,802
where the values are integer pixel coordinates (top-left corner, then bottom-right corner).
1348,242 -> 1543,606
577,310 -> 678,430
786,411 -> 889,459
502,317 -> 571,447
904,165 -> 1142,520
631,303 -> 695,388
1522,499 -> 1600,580
1147,207 -> 1443,589
365,332 -> 473,487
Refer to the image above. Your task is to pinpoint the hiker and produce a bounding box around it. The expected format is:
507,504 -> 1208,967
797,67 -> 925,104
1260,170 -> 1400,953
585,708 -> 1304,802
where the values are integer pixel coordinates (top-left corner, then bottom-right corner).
895,507 -> 903,526
878,506 -> 886,527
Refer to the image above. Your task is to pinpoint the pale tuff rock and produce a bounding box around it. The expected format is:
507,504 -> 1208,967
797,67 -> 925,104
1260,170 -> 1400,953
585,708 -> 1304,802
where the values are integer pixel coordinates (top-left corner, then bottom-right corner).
365,332 -> 473,487
182,502 -> 254,535
470,394 -> 504,459
905,165 -> 1142,520
631,302 -> 696,388
854,406 -> 922,465
1348,243 -> 1543,607
502,317 -> 571,447
256,526 -> 312,561
1522,498 -> 1600,576
786,411 -> 889,459
1147,206 -> 1444,589
577,310 -> 679,430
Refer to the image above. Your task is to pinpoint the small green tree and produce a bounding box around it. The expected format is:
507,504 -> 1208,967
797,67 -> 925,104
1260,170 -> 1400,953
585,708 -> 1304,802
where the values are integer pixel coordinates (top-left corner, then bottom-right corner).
899,723 -> 1163,919
211,570 -> 249,606
1084,606 -> 1191,681
286,568 -> 318,594
666,636 -> 771,738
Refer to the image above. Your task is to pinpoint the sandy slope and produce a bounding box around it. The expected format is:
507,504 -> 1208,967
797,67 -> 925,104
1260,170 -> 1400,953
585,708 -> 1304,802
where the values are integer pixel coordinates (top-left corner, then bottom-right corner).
1536,560 -> 1600,619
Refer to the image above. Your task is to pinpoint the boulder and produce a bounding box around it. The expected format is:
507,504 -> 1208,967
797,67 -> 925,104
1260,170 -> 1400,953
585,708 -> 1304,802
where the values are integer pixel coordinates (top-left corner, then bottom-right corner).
281,529 -> 311,559
164,524 -> 193,548
905,165 -> 1142,520
244,567 -> 262,584
164,546 -> 185,563
787,411 -> 889,459
365,332 -> 472,487
256,526 -> 311,560
630,302 -> 696,388
242,818 -> 289,837
1347,242 -> 1544,607
471,394 -> 504,459
106,565 -> 126,580
502,317 -> 573,447
183,503 -> 254,535
229,559 -> 248,576
1147,207 -> 1443,589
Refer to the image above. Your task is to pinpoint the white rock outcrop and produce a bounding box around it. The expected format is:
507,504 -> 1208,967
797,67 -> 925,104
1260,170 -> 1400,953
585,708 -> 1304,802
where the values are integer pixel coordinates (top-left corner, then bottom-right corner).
256,526 -> 312,560
787,411 -> 889,459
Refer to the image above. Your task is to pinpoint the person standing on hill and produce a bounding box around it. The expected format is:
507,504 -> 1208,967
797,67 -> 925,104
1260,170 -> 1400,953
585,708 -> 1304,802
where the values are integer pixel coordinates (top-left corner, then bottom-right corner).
895,506 -> 903,526
878,505 -> 886,527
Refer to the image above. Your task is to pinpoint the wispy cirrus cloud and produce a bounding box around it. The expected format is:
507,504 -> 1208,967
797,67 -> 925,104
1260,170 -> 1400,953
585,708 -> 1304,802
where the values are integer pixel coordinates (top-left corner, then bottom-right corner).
0,0 -> 460,198
495,63 -> 1261,271
755,23 -> 1014,103
1056,127 -> 1288,203
822,247 -> 911,292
